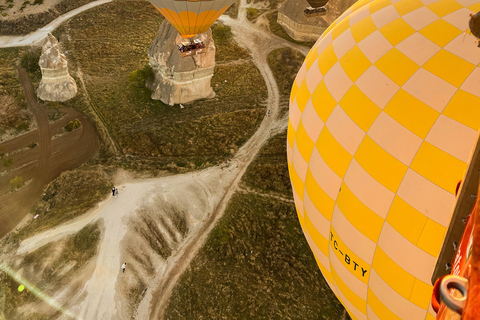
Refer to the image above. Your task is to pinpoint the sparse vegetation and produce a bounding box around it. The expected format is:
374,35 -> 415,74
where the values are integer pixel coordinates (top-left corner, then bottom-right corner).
243,132 -> 292,196
212,23 -> 250,62
10,167 -> 112,240
3,158 -> 13,167
28,142 -> 37,148
0,0 -> 99,36
246,7 -> 267,21
224,0 -> 239,18
165,130 -> 349,319
64,118 -> 81,132
266,11 -> 315,47
268,47 -> 305,95
0,222 -> 101,320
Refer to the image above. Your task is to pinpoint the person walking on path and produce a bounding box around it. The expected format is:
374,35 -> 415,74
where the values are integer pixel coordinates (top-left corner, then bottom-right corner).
122,262 -> 126,273
112,187 -> 116,197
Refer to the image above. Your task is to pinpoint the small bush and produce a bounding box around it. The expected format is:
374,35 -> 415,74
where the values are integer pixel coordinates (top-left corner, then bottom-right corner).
33,0 -> 43,4
10,176 -> 24,190
15,122 -> 29,132
28,142 -> 37,148
246,8 -> 257,20
3,158 -> 13,167
64,119 -> 81,132
20,48 -> 41,74
127,65 -> 155,103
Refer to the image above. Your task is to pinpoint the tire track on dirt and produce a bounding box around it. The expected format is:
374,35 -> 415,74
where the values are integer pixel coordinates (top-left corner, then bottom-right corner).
0,67 -> 99,238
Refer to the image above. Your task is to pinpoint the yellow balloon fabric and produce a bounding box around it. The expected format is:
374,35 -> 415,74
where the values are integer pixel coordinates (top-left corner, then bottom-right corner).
148,0 -> 236,38
288,0 -> 480,319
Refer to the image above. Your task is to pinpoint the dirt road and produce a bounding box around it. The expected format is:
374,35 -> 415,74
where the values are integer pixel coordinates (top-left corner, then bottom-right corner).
0,0 -> 113,48
0,66 -> 99,237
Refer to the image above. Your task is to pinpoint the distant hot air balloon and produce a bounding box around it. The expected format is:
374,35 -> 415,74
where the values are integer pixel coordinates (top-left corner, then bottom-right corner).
147,0 -> 236,39
288,0 -> 480,318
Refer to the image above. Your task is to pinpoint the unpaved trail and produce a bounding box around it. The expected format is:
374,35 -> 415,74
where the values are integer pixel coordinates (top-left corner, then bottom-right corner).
0,0 -> 113,48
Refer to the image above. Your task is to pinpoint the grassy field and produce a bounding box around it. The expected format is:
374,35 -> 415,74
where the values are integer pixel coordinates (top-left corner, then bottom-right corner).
165,130 -> 348,319
50,0 -> 267,173
266,11 -> 316,48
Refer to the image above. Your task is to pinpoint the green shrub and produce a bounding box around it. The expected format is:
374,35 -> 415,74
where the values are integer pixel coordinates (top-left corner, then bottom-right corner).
127,65 -> 155,103
64,119 -> 81,132
10,176 -> 24,190
33,0 -> 43,4
15,122 -> 29,132
28,142 -> 37,148
246,8 -> 257,20
20,48 -> 41,74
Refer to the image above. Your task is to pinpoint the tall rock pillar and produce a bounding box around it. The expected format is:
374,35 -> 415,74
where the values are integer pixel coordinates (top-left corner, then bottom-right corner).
37,33 -> 77,102
148,20 -> 215,106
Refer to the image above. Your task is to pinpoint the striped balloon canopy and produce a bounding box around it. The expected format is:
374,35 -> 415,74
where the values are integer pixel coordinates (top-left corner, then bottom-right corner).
148,0 -> 236,38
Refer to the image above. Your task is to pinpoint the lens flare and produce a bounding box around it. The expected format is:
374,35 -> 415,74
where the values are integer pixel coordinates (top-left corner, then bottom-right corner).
0,263 -> 79,319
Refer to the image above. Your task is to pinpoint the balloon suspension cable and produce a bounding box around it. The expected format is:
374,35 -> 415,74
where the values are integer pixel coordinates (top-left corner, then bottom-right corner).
0,263 -> 80,320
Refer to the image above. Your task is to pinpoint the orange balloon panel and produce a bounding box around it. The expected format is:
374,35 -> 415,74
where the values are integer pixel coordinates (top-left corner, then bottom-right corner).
149,0 -> 235,38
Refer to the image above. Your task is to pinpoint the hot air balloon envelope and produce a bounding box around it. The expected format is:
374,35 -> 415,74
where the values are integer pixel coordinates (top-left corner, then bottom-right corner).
288,0 -> 480,319
148,0 -> 236,39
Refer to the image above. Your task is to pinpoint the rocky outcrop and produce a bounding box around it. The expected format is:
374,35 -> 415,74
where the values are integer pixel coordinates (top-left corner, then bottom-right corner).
37,33 -> 77,102
148,20 -> 215,106
277,0 -> 357,42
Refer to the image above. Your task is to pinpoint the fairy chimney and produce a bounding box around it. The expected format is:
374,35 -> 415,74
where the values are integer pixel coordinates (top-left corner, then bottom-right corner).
37,33 -> 77,102
148,20 -> 215,106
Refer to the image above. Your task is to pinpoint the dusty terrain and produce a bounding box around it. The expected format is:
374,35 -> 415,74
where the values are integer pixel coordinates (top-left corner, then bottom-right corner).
0,0 -> 112,45
0,65 -> 99,238
0,0 -> 331,319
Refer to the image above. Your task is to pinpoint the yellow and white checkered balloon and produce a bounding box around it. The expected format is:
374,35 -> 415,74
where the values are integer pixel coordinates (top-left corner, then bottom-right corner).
287,0 -> 480,319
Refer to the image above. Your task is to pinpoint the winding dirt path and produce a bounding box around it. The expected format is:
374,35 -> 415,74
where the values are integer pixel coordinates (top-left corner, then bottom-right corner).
0,0 -> 113,48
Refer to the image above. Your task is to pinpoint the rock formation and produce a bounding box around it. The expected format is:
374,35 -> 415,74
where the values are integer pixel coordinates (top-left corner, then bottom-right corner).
148,20 -> 215,106
37,33 -> 77,102
277,0 -> 356,42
